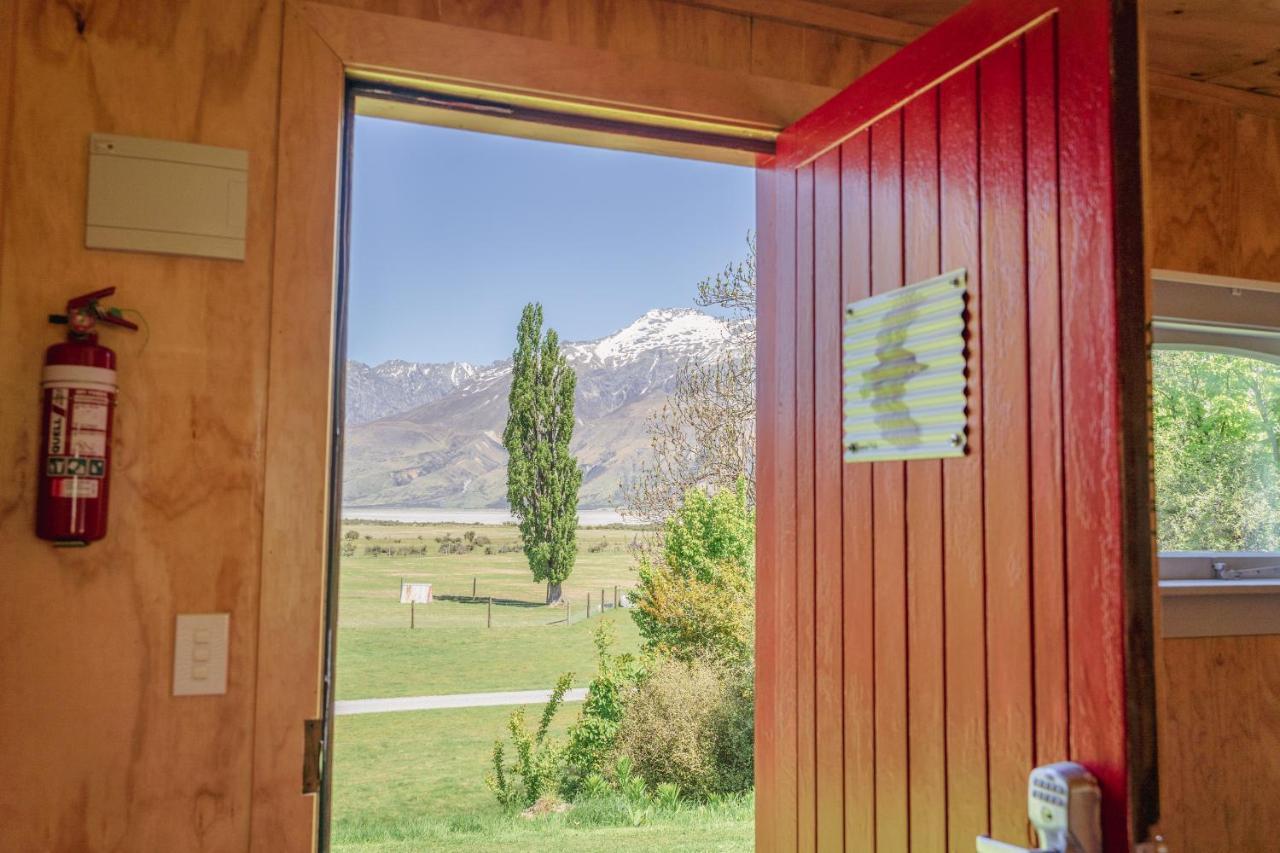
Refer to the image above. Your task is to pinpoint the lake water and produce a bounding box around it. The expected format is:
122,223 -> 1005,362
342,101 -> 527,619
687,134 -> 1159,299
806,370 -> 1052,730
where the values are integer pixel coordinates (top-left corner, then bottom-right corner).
340,506 -> 640,526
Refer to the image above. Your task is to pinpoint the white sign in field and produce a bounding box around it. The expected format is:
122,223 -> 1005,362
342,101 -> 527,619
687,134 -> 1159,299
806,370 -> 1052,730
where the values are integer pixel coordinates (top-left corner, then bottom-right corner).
399,582 -> 432,604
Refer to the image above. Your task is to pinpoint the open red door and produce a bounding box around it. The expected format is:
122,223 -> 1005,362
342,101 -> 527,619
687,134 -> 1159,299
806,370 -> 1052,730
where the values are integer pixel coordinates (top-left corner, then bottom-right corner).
755,0 -> 1155,850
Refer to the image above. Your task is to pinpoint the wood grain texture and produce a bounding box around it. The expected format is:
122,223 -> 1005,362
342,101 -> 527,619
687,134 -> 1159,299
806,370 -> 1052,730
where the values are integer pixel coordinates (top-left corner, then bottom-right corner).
794,162 -> 818,853
764,2 -> 1154,848
1235,111 -> 1280,281
1146,93 -> 1238,276
754,165 -> 781,853
839,130 -> 876,853
812,146 -> 845,853
978,38 -> 1034,845
902,88 -> 946,853
1159,635 -> 1280,853
869,110 -> 909,853
939,64 -> 990,853
1024,20 -> 1068,772
251,5 -> 345,851
320,0 -> 904,92
0,1 -> 283,850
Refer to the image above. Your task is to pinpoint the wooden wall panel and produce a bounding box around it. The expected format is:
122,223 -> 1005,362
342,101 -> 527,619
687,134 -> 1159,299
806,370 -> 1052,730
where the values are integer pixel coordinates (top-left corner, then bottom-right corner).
0,0 -> 902,849
902,90 -> 946,853
795,162 -> 819,853
813,147 -> 845,853
1158,635 -> 1280,853
978,38 -> 1035,844
838,131 -> 876,853
1146,91 -> 1280,853
0,1 -> 283,850
869,110 -> 909,853
1147,91 -> 1280,283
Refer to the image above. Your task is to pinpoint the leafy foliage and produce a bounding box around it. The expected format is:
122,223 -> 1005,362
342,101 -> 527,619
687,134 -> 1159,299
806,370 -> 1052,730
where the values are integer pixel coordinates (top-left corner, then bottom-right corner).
486,672 -> 573,809
630,480 -> 755,667
616,656 -> 754,800
624,236 -> 756,523
1154,349 -> 1280,550
560,622 -> 643,797
503,303 -> 583,602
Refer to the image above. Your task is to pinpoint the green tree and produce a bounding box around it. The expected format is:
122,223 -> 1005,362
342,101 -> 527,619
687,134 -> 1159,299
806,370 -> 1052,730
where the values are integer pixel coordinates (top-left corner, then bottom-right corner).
630,479 -> 755,667
503,303 -> 583,604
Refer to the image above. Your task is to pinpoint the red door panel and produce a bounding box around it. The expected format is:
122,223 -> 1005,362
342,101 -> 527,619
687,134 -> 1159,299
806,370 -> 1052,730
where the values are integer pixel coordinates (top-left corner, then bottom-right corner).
755,1 -> 1154,850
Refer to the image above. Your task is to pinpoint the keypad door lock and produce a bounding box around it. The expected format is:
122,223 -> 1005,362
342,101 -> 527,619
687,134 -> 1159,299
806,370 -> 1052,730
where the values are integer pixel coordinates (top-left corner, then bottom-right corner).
976,762 -> 1102,853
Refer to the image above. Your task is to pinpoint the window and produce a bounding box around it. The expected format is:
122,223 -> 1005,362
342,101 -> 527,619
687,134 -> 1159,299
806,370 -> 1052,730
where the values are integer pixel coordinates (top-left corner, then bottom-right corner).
1153,272 -> 1280,572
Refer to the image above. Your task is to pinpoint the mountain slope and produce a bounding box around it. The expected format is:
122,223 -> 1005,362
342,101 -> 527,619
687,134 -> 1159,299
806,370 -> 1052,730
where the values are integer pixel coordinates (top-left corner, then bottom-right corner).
342,308 -> 741,509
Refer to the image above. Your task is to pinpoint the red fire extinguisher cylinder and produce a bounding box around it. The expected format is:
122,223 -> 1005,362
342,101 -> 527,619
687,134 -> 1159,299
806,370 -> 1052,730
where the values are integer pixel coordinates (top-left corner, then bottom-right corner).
36,288 -> 136,545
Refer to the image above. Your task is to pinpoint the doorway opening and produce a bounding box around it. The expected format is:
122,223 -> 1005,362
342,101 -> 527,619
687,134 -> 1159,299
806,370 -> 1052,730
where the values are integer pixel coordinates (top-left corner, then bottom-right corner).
322,86 -> 760,851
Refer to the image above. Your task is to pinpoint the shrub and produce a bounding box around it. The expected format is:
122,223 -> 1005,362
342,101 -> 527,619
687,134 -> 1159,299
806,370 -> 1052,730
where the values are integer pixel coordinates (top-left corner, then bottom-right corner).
616,656 -> 753,800
630,479 -> 755,666
343,529 -> 359,540
561,622 -> 642,798
486,673 -> 573,809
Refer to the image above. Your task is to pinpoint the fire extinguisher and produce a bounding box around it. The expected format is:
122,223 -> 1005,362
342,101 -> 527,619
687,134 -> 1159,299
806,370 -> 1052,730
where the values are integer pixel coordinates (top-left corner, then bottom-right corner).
37,287 -> 137,545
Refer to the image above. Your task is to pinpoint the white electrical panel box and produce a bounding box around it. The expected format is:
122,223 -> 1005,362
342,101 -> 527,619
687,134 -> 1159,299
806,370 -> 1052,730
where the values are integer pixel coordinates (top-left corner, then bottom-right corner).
173,613 -> 230,696
86,133 -> 248,261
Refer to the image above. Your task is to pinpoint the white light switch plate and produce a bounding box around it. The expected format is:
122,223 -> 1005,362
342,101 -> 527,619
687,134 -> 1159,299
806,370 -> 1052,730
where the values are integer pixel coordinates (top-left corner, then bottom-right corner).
173,613 -> 229,696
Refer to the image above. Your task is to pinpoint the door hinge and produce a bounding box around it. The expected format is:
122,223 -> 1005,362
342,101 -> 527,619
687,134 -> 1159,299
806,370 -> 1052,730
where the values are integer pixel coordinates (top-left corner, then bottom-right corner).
302,718 -> 324,794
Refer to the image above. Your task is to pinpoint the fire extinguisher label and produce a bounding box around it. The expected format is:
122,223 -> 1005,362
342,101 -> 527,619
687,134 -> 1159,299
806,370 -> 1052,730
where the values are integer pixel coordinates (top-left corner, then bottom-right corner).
51,478 -> 100,499
48,388 -> 68,455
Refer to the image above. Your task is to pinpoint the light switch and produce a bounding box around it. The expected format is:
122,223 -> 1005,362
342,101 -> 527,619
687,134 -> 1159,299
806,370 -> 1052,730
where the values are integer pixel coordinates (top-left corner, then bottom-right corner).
173,613 -> 229,696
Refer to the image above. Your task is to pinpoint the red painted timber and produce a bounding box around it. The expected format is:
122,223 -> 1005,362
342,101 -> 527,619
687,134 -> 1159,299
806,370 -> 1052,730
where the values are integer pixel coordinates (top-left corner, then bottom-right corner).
754,165 -> 779,852
795,164 -> 818,853
902,89 -> 947,853
870,111 -> 909,853
939,64 -> 990,852
776,0 -> 1061,168
979,37 -> 1035,845
813,147 -> 845,853
1025,20 -> 1069,770
839,131 -> 876,853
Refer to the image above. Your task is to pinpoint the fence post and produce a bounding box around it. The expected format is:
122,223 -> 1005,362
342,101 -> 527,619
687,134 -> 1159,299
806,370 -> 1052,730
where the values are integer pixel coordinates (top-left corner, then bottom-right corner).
410,600 -> 415,630
586,595 -> 591,619
472,577 -> 477,600
614,585 -> 619,608
487,596 -> 492,629
601,588 -> 606,613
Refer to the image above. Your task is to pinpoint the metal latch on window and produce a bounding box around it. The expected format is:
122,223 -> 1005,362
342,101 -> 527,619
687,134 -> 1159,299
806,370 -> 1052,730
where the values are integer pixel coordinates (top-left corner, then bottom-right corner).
976,762 -> 1101,852
1213,561 -> 1280,580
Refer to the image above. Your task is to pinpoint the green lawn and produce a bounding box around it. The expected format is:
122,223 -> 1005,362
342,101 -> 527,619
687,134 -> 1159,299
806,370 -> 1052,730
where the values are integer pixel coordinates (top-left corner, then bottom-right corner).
330,520 -> 753,851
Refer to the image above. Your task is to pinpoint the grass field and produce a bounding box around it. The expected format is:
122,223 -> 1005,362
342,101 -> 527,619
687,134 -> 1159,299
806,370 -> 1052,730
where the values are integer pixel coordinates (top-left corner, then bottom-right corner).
329,520 -> 753,851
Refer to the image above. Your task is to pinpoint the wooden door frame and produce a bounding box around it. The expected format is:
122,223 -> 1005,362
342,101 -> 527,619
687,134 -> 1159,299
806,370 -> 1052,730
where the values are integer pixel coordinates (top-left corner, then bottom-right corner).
256,3 -> 835,849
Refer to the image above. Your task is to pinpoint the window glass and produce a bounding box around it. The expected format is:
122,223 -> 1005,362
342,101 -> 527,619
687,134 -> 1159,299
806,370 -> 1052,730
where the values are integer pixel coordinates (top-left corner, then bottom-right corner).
1154,348 -> 1280,551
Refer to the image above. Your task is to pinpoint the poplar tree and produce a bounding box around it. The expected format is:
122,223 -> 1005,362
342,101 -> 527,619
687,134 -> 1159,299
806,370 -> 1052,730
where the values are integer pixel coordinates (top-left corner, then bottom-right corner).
504,303 -> 582,604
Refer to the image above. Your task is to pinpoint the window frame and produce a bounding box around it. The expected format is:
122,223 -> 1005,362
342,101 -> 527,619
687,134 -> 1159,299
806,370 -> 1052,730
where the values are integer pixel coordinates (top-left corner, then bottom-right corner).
1153,270 -> 1280,579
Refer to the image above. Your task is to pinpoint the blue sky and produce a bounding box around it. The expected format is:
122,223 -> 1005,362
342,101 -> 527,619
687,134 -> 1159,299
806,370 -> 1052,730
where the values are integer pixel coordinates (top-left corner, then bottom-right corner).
346,115 -> 755,365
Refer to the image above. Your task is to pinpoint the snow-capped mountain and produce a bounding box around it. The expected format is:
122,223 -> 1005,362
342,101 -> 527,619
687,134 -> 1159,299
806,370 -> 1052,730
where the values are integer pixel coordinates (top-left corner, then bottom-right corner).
341,308 -> 748,509
345,359 -> 478,425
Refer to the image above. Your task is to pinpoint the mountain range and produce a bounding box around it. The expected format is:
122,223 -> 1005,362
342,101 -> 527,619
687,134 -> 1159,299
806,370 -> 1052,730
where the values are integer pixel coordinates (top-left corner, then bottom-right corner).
342,308 -> 745,510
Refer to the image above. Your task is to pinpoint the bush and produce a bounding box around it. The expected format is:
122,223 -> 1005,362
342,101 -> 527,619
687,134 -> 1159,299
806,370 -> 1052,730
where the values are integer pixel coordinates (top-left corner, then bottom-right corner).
561,623 -> 641,797
616,656 -> 753,800
343,529 -> 359,540
630,480 -> 755,666
486,673 -> 573,809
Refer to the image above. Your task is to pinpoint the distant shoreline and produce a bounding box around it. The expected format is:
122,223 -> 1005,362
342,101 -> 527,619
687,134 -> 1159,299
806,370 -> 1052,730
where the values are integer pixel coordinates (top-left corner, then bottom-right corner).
340,506 -> 643,527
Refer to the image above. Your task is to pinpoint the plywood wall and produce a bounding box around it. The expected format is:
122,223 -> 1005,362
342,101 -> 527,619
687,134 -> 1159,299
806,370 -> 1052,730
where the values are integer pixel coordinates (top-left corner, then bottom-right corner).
1147,89 -> 1280,853
0,1 -> 891,849
0,1 -> 283,850
1148,90 -> 1280,280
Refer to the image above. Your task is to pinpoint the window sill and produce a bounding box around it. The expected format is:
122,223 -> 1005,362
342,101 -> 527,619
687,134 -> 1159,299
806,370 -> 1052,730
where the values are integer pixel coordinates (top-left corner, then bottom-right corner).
1160,579 -> 1280,638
